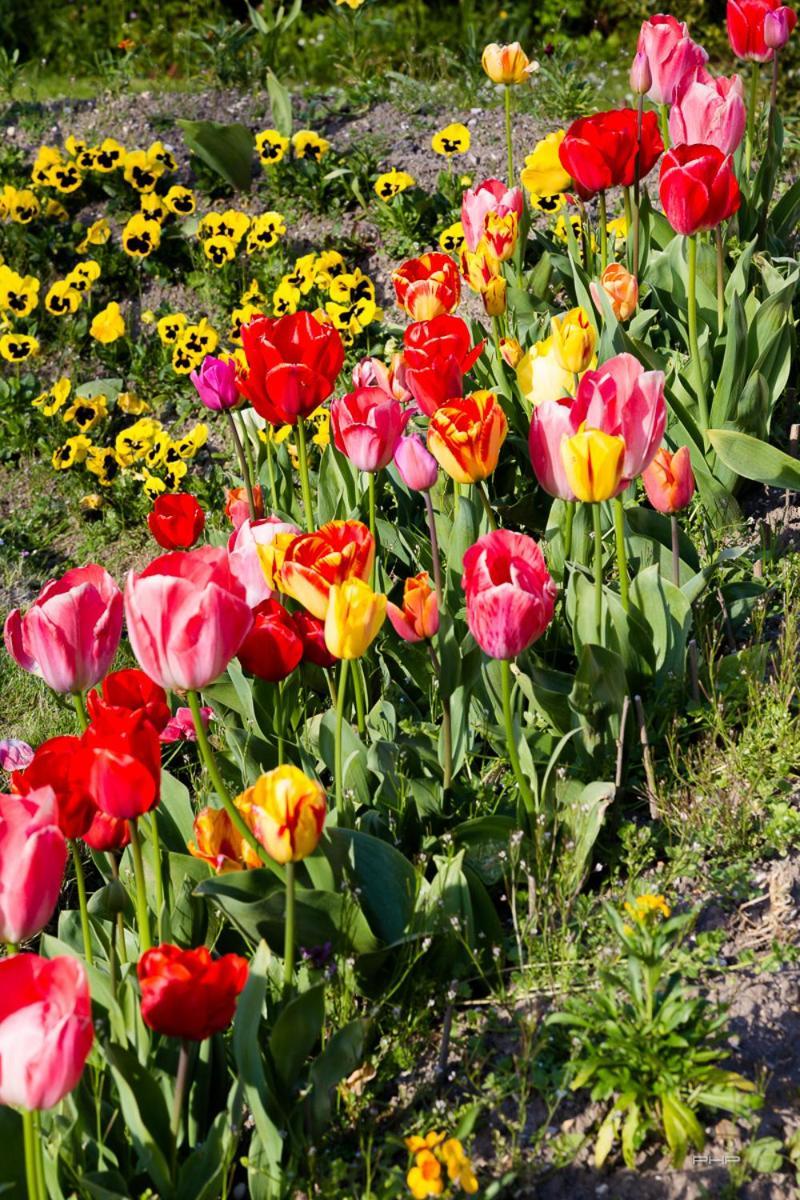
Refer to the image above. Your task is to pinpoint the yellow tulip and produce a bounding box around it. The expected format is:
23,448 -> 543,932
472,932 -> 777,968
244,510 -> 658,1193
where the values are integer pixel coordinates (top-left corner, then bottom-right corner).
235,765 -> 327,864
550,306 -> 596,374
516,335 -> 575,409
324,579 -> 386,660
520,131 -> 572,198
481,41 -> 531,85
561,427 -> 625,502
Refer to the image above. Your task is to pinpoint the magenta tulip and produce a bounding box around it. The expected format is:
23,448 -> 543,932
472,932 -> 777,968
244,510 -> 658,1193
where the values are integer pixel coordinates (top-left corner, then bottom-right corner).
0,787 -> 67,945
4,565 -> 122,694
462,530 -> 557,660
331,387 -> 412,472
528,398 -> 578,501
227,516 -> 300,609
0,954 -> 93,1110
636,14 -> 709,106
160,705 -> 213,743
0,739 -> 34,772
393,434 -> 440,491
190,355 -> 241,411
669,72 -> 747,155
124,547 -> 253,691
570,353 -> 667,489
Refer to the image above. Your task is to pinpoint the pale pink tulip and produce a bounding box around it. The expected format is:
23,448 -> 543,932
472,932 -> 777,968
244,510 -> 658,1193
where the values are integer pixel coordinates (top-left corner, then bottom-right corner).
528,398 -> 577,501
669,72 -> 747,155
0,787 -> 67,944
393,435 -> 439,491
571,353 -> 667,489
4,565 -> 122,693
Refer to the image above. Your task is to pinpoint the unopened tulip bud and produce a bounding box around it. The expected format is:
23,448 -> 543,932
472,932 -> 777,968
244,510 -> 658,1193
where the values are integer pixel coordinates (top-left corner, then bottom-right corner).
630,49 -> 652,95
481,42 -> 531,85
500,337 -> 523,368
324,579 -> 387,660
482,275 -> 507,317
550,306 -> 596,374
590,264 -> 639,322
561,427 -> 625,502
764,7 -> 795,49
393,434 -> 439,491
641,446 -> 696,513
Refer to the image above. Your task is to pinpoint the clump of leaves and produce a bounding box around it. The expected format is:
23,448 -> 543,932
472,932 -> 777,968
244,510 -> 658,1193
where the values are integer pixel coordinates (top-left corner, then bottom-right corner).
548,897 -> 761,1168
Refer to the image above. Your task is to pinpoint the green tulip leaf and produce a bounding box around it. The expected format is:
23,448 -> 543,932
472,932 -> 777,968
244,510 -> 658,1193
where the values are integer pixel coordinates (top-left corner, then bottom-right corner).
177,119 -> 254,191
708,428 -> 800,489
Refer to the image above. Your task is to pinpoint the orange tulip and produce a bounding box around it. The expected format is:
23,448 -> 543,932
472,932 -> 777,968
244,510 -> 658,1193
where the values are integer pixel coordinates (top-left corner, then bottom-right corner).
642,446 -> 696,513
386,573 -> 439,643
591,263 -> 639,321
427,391 -> 508,484
235,765 -> 326,864
276,519 -> 374,619
188,806 -> 260,872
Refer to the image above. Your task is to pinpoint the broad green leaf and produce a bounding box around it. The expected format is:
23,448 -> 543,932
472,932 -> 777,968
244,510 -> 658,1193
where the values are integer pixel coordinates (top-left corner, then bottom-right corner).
266,69 -> 292,136
323,827 -> 418,944
708,428 -> 800,489
269,985 -> 325,1090
177,119 -> 254,190
105,1043 -> 172,1196
309,1018 -> 368,1136
233,943 -> 284,1181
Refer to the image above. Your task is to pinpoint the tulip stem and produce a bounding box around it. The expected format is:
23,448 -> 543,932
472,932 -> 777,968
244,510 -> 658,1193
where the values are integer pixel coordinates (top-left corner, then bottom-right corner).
22,1108 -> 38,1200
503,85 -> 514,188
477,481 -> 497,530
265,435 -> 278,513
70,840 -> 94,967
335,658 -> 351,825
31,1111 -> 46,1200
745,61 -> 759,177
186,690 -> 272,867
367,472 -> 377,588
598,191 -> 608,274
283,861 -> 295,996
128,820 -> 152,953
715,225 -> 726,335
686,235 -> 709,436
71,690 -> 88,732
633,96 -> 643,281
593,503 -> 604,633
671,514 -> 681,589
613,497 -> 629,612
170,1039 -> 191,1179
564,500 -> 575,563
274,682 -> 284,765
150,810 -> 164,944
225,410 -> 256,523
351,660 -> 367,735
500,658 -> 535,815
237,411 -> 258,504
294,418 -> 315,534
423,490 -> 453,792
659,103 -> 670,150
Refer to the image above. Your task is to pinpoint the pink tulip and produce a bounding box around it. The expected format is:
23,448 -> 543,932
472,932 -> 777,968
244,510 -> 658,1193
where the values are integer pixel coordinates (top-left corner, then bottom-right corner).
463,531 -> 557,660
331,387 -> 412,473
764,5 -> 797,47
669,72 -> 747,155
190,355 -> 240,411
0,954 -> 93,1110
0,739 -> 34,772
351,354 -> 410,403
227,516 -> 300,609
528,398 -> 577,501
571,353 -> 667,490
4,565 -> 122,694
124,547 -> 253,691
461,178 -> 523,253
393,434 -> 439,491
630,49 -> 652,94
636,14 -> 709,106
642,446 -> 697,513
0,787 -> 67,945
160,705 -> 213,743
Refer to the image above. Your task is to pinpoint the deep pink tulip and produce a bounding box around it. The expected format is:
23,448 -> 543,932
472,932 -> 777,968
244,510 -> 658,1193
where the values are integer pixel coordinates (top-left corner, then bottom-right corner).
190,355 -> 240,411
636,14 -> 709,105
124,547 -> 253,691
160,706 -> 213,743
331,387 -> 412,473
462,530 -> 557,660
0,787 -> 66,944
393,434 -> 440,491
669,72 -> 747,155
0,954 -> 93,1110
764,4 -> 797,47
571,353 -> 667,490
4,565 -> 122,694
461,178 -> 523,253
528,398 -> 577,501
227,516 -> 300,609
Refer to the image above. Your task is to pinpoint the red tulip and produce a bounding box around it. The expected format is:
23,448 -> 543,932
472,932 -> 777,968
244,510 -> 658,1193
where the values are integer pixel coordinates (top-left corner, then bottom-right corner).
559,109 -> 663,200
0,954 -> 93,1110
392,252 -> 461,320
659,144 -> 741,235
237,598 -> 304,682
289,610 -> 337,669
642,446 -> 696,513
4,564 -> 122,693
11,736 -> 96,839
124,547 -> 253,691
238,311 -> 344,426
461,178 -> 523,253
87,667 -> 171,733
82,809 -> 131,852
386,573 -> 439,643
462,531 -> 557,660
225,484 -> 264,529
138,944 -> 249,1041
227,516 -> 300,609
0,787 -> 67,944
636,14 -> 709,105
148,493 -> 205,551
728,0 -> 796,60
402,315 -> 485,417
81,708 -> 162,820
331,387 -> 412,472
